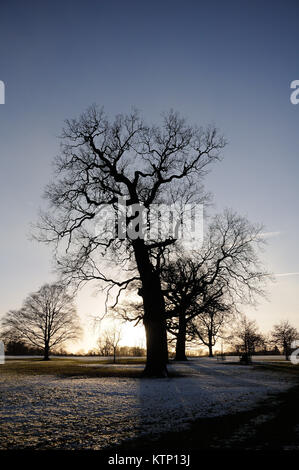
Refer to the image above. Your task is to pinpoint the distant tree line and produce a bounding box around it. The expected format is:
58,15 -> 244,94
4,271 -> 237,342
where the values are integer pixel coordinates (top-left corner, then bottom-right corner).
3,341 -> 69,356
87,345 -> 145,358
4,340 -> 43,356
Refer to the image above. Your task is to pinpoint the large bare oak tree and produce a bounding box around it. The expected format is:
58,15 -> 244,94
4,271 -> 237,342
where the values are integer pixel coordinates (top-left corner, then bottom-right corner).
36,106 -> 225,376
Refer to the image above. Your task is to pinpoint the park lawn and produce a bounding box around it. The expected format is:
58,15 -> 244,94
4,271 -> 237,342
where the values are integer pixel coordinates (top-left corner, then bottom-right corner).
110,383 -> 299,452
1,356 -> 299,379
2,357 -> 147,378
1,358 -> 299,451
109,362 -> 299,452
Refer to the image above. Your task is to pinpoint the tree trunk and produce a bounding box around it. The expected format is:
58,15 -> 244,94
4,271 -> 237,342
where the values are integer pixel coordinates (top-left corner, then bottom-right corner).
174,313 -> 187,361
133,239 -> 168,377
143,318 -> 168,376
285,342 -> 290,361
208,331 -> 213,357
43,342 -> 50,361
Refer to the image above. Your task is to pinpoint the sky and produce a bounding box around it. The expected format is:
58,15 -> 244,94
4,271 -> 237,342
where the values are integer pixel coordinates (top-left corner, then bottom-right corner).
0,0 -> 298,352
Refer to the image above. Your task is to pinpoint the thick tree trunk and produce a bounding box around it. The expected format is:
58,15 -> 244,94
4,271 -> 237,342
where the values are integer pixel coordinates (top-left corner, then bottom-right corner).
43,342 -> 50,361
174,313 -> 187,361
143,318 -> 168,377
133,239 -> 168,377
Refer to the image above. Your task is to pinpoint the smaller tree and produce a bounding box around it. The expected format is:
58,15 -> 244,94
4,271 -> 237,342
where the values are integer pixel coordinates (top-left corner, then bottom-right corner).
191,301 -> 234,357
97,335 -> 113,357
1,283 -> 81,360
230,314 -> 264,363
271,320 -> 298,360
161,210 -> 268,361
98,324 -> 122,363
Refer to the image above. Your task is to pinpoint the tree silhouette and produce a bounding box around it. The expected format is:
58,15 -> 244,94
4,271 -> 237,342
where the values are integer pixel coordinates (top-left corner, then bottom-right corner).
36,106 -> 225,376
271,320 -> 298,360
97,324 -> 122,363
230,314 -> 264,362
1,283 -> 81,360
161,210 -> 268,360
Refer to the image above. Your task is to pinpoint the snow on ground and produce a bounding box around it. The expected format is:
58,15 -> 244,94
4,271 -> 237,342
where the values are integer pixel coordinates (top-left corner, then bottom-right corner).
0,358 -> 295,450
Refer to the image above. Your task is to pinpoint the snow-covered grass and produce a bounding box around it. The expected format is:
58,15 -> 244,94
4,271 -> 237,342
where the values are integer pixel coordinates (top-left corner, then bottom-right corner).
0,358 -> 296,450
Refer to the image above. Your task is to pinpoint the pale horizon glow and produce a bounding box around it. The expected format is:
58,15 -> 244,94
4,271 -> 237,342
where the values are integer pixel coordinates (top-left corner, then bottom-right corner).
67,322 -> 146,354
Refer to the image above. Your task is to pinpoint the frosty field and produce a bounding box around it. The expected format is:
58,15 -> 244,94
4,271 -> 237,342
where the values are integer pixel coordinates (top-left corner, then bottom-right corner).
0,357 -> 297,450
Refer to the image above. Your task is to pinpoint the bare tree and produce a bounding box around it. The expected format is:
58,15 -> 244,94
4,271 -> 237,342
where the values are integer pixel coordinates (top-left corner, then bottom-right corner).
36,106 -> 225,376
161,209 -> 268,360
97,335 -> 112,357
230,314 -> 264,362
190,301 -> 233,357
97,324 -> 122,363
271,320 -> 298,360
1,283 -> 81,360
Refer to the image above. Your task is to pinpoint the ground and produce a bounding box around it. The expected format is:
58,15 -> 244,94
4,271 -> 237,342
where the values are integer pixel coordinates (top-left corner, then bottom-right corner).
0,357 -> 298,450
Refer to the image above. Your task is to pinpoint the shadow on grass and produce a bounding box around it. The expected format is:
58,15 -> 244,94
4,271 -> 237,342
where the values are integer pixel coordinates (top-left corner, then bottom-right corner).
106,363 -> 299,452
105,384 -> 299,452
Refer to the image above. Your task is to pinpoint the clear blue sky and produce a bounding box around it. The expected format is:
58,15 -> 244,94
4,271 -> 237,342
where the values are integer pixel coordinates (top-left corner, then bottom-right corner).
0,0 -> 298,344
